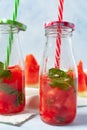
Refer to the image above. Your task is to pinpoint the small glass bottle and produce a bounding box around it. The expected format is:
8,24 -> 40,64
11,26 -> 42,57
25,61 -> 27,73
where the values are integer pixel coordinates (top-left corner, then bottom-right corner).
40,21 -> 78,125
0,19 -> 27,114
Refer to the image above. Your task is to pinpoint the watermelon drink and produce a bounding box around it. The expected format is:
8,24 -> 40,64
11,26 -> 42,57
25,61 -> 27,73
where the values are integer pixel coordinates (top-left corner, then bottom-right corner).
40,68 -> 77,125
0,20 -> 27,114
0,65 -> 25,114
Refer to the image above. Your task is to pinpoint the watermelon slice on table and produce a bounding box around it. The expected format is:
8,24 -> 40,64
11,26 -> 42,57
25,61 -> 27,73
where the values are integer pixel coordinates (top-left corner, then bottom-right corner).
77,60 -> 87,97
84,72 -> 87,85
25,54 -> 39,87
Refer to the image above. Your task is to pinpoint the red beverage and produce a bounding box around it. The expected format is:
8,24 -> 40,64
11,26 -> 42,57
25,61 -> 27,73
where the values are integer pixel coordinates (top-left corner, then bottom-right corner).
0,65 -> 25,114
40,70 -> 77,125
40,21 -> 77,125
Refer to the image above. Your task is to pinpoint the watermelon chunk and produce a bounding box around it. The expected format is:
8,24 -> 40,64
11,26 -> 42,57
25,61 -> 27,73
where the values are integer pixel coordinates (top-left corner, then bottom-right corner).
25,54 -> 39,87
77,60 -> 87,97
84,72 -> 87,85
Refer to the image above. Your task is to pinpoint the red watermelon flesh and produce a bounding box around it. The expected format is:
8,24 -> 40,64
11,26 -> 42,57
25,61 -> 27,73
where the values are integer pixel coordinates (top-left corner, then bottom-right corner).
25,54 -> 39,87
77,60 -> 87,97
84,72 -> 87,85
77,60 -> 87,91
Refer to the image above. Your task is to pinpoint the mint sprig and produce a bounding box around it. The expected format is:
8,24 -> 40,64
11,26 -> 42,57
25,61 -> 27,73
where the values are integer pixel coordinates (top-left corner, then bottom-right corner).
0,62 -> 12,80
48,68 -> 74,90
0,83 -> 24,106
0,61 -> 24,106
0,83 -> 17,95
0,61 -> 4,69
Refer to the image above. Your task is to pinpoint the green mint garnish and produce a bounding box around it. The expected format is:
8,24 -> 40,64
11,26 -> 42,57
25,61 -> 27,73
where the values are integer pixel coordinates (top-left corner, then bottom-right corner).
0,62 -> 12,80
0,61 -> 4,69
48,68 -> 74,90
0,83 -> 24,106
0,83 -> 17,95
15,92 -> 25,106
0,69 -> 12,79
0,61 -> 24,106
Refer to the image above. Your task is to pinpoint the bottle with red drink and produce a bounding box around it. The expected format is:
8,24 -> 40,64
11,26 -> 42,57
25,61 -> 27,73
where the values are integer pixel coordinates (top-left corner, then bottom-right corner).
40,21 -> 78,125
0,19 -> 27,114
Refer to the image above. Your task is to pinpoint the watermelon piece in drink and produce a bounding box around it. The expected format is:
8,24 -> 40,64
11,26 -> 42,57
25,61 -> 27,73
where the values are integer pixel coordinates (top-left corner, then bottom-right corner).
40,68 -> 77,125
0,65 -> 25,114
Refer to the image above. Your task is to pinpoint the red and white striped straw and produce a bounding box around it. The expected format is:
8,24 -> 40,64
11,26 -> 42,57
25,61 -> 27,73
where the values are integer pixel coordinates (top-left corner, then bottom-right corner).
58,0 -> 64,21
55,0 -> 64,68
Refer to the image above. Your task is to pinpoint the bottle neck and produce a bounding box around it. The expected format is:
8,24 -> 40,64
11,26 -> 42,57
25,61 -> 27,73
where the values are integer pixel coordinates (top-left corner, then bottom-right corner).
45,26 -> 73,38
0,24 -> 19,34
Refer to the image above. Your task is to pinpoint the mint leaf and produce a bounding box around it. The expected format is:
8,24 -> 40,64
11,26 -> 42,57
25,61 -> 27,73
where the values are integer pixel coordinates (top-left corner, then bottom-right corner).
0,61 -> 24,106
49,78 -> 72,90
0,83 -> 24,106
48,68 -> 74,90
0,69 -> 12,79
0,83 -> 17,95
0,61 -> 12,79
15,92 -> 25,106
0,62 -> 4,69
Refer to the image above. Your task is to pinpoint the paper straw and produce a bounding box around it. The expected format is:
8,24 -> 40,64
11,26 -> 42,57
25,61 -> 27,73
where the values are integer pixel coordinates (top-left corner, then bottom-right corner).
58,0 -> 64,21
55,0 -> 64,68
4,0 -> 20,68
12,0 -> 20,20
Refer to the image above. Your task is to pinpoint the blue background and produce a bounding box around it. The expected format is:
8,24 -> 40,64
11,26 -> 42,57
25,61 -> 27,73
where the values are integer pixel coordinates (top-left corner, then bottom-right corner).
0,0 -> 87,67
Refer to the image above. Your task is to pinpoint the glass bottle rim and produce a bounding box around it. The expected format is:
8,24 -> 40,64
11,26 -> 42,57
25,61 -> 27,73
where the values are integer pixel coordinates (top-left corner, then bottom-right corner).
44,21 -> 75,37
0,19 -> 27,31
44,21 -> 75,31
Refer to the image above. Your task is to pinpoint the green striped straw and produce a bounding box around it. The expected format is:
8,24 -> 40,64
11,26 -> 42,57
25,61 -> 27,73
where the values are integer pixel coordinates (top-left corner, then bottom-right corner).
4,0 -> 20,68
12,0 -> 20,20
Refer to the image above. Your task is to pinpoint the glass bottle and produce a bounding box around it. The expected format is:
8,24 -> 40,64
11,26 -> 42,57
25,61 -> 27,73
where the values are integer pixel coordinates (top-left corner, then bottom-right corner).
0,19 -> 27,114
40,21 -> 78,125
